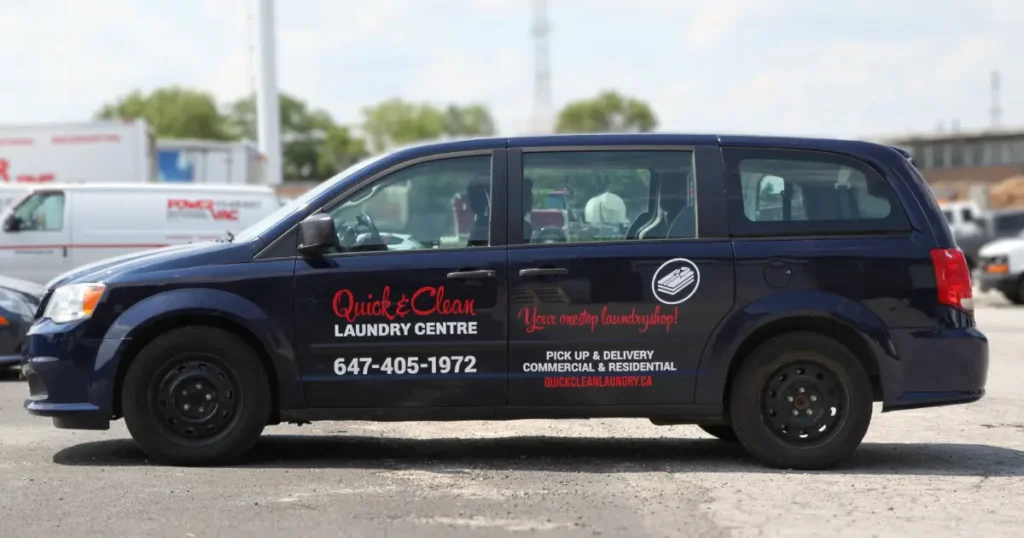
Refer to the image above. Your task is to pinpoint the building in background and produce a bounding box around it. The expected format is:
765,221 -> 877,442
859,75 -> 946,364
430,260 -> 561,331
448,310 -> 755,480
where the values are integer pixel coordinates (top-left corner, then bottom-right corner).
156,139 -> 268,185
880,127 -> 1024,208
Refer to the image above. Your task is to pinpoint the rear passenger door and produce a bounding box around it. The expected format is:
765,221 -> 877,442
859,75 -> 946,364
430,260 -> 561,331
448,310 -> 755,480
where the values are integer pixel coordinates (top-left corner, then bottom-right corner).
506,146 -> 735,406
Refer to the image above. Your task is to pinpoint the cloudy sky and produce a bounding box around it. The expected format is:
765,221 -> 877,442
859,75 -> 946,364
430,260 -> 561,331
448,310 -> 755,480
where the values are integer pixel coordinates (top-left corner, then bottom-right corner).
1,0 -> 1020,139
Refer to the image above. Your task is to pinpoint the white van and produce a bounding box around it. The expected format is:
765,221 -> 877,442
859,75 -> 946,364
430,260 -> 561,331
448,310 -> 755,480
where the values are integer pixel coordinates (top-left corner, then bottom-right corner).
0,183 -> 280,284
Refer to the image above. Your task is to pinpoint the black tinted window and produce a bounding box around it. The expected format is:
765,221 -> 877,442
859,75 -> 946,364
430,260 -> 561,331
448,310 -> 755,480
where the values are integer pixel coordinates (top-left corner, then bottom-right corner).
726,148 -> 909,236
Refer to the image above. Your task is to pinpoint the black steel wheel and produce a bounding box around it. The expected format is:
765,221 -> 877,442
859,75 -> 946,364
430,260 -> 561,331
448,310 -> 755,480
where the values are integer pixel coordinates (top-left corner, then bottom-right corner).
122,326 -> 270,466
152,357 -> 240,441
729,332 -> 872,470
760,362 -> 846,445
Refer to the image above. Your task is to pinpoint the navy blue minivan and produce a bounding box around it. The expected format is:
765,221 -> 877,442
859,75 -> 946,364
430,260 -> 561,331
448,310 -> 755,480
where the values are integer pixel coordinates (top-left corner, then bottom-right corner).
22,134 -> 987,469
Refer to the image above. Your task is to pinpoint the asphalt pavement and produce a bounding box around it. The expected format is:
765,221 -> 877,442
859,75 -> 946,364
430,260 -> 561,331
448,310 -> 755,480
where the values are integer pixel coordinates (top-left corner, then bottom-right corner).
0,296 -> 1021,537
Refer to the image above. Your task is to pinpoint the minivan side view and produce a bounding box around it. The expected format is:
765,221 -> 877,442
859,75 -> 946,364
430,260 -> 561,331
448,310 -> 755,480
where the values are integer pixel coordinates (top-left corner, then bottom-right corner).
21,134 -> 988,470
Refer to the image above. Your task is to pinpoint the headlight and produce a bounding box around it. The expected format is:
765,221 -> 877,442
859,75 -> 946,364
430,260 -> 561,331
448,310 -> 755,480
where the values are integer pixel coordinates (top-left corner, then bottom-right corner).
43,283 -> 105,323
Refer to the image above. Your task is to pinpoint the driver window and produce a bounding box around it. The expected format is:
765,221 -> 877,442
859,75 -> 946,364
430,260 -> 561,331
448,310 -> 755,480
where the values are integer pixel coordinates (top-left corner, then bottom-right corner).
10,192 -> 65,232
326,155 -> 492,254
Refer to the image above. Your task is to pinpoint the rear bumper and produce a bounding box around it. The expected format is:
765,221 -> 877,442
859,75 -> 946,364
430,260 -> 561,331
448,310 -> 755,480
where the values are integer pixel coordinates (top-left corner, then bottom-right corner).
21,319 -> 112,430
883,326 -> 988,412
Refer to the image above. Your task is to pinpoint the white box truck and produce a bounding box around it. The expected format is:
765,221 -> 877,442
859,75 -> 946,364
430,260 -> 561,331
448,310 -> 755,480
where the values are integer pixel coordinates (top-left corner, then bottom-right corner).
0,119 -> 156,185
0,183 -> 280,284
0,120 -> 157,211
157,139 -> 269,185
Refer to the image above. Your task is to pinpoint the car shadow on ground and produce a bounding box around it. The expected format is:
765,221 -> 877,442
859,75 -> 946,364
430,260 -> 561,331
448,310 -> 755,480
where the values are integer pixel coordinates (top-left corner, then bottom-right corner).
52,434 -> 1024,477
0,368 -> 22,382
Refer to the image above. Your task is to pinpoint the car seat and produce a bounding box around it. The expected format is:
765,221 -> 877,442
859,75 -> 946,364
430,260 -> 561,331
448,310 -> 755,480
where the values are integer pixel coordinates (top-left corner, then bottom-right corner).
638,171 -> 689,239
625,171 -> 661,240
523,177 -> 534,243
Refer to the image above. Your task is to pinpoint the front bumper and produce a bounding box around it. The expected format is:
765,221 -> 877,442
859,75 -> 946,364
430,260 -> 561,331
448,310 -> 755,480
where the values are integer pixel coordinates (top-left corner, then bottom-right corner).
977,270 -> 1019,295
21,319 -> 113,430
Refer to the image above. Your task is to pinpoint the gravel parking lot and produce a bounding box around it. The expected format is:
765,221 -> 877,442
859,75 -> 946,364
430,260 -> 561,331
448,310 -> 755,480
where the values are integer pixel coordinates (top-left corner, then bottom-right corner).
1,295 -> 1021,537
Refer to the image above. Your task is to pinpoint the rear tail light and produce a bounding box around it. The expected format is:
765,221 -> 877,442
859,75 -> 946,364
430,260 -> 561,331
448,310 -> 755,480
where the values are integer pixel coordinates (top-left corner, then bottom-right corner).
930,248 -> 974,311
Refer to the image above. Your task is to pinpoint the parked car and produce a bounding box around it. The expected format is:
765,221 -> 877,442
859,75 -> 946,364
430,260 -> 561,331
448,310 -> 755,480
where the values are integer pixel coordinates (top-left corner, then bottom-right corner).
0,183 -> 281,284
22,134 -> 986,470
946,206 -> 1024,270
0,275 -> 44,368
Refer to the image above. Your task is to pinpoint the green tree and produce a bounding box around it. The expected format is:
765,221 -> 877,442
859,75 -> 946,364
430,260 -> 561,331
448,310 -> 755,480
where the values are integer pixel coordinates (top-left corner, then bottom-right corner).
443,104 -> 496,139
226,93 -> 366,181
318,125 -> 368,178
96,87 -> 231,140
361,99 -> 497,152
555,90 -> 658,134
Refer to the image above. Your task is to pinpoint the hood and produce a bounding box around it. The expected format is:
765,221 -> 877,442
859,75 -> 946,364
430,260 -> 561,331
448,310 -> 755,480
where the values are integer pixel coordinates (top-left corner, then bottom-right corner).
0,275 -> 45,301
978,237 -> 1024,258
45,242 -> 230,290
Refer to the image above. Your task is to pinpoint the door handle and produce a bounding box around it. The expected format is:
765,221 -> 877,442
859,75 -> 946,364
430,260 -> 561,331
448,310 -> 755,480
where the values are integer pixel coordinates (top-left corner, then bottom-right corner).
519,267 -> 568,278
447,269 -> 495,280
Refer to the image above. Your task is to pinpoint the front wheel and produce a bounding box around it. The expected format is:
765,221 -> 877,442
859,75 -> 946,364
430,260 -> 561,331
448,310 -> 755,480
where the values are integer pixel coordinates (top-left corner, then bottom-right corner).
121,326 -> 271,466
729,332 -> 872,470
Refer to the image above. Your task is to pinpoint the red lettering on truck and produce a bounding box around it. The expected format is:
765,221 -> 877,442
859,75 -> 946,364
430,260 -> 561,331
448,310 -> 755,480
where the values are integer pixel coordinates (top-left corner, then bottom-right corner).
0,160 -> 55,183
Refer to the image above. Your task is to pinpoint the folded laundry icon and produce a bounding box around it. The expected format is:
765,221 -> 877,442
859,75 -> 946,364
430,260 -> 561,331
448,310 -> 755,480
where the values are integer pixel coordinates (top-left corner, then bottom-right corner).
657,267 -> 695,296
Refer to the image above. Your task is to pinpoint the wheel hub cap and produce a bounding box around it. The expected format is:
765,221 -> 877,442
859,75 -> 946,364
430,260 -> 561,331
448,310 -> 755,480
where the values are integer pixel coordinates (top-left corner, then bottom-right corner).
761,362 -> 846,444
153,358 -> 239,441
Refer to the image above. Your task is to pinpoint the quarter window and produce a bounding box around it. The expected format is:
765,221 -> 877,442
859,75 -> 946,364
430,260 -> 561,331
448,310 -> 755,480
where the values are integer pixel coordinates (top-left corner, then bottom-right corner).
324,156 -> 492,254
728,149 -> 908,236
9,192 -> 65,232
519,150 -> 695,245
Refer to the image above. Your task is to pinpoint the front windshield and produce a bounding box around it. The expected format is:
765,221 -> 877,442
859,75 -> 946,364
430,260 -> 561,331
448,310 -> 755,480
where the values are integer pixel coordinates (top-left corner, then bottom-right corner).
232,152 -> 390,244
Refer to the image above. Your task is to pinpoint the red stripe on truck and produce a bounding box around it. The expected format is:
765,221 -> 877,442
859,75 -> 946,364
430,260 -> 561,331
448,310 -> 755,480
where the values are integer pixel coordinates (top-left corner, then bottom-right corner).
50,134 -> 122,144
0,243 -> 170,250
0,138 -> 34,146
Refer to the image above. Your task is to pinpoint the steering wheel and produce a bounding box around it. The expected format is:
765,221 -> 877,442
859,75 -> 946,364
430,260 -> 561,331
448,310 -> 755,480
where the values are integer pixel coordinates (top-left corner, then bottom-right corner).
355,213 -> 384,248
336,222 -> 357,251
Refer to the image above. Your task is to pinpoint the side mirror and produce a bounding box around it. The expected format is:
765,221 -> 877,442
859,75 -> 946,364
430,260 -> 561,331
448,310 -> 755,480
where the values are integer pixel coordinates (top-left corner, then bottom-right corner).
297,213 -> 337,256
3,215 -> 19,233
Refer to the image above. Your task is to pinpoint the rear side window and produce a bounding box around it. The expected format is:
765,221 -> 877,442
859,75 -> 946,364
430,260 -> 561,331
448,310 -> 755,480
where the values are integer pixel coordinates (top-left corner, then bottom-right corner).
518,150 -> 695,245
724,148 -> 909,236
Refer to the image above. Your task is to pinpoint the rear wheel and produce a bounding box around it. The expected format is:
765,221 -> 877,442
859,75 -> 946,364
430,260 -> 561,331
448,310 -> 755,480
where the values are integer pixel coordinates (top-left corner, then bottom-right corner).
729,332 -> 872,470
121,326 -> 270,466
1003,290 -> 1024,305
1010,278 -> 1024,305
697,424 -> 738,442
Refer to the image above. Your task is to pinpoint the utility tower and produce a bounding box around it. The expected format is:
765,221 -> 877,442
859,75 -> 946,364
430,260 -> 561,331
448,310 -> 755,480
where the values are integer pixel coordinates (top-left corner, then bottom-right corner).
255,0 -> 282,185
990,70 -> 1002,129
531,0 -> 553,134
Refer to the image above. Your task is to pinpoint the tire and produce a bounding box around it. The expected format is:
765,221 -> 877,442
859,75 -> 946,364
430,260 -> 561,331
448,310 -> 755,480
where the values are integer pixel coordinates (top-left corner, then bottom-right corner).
1003,290 -> 1024,305
729,332 -> 872,470
698,424 -> 738,442
121,326 -> 271,466
1012,278 -> 1024,306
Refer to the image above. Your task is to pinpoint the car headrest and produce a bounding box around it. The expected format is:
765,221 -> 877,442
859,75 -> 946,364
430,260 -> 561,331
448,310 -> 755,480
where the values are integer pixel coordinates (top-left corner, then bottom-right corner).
466,181 -> 489,215
657,171 -> 689,213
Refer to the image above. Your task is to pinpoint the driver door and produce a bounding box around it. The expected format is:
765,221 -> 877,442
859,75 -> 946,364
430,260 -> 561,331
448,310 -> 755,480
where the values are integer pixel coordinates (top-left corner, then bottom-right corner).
291,150 -> 510,409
